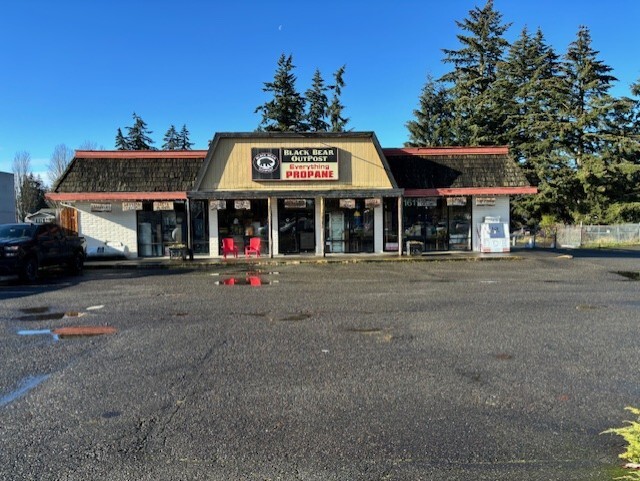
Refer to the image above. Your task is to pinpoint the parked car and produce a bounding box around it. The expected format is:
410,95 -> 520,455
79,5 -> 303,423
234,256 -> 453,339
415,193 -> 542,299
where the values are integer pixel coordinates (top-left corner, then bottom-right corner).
0,223 -> 86,282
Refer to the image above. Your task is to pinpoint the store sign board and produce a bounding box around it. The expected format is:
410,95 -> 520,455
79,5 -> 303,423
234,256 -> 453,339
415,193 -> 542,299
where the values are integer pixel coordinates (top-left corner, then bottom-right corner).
365,198 -> 381,208
446,197 -> 467,206
122,202 -> 142,211
404,197 -> 438,208
251,147 -> 338,181
91,203 -> 112,212
476,197 -> 496,206
234,200 -> 251,210
339,199 -> 356,209
284,199 -> 307,209
153,201 -> 174,211
210,200 -> 227,210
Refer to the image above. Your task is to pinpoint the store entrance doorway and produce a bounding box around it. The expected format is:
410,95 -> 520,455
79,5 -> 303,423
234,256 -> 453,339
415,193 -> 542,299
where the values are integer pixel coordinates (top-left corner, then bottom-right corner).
277,199 -> 315,254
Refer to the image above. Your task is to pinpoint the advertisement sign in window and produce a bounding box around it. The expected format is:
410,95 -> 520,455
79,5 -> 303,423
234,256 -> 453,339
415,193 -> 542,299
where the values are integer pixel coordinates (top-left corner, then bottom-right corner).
153,201 -> 174,211
209,200 -> 227,210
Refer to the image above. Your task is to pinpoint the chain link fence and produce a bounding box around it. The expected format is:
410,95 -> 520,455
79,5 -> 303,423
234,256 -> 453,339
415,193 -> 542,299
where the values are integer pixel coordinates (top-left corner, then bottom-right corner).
511,224 -> 640,248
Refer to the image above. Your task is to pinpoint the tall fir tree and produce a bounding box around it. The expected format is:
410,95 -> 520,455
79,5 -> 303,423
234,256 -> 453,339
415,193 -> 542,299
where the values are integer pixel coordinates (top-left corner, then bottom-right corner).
327,65 -> 349,132
305,69 -> 330,132
405,75 -> 455,147
162,125 -> 179,150
255,54 -> 307,132
559,26 -> 619,221
115,128 -> 129,150
440,0 -> 511,145
126,113 -> 155,150
495,28 -> 573,224
178,124 -> 194,150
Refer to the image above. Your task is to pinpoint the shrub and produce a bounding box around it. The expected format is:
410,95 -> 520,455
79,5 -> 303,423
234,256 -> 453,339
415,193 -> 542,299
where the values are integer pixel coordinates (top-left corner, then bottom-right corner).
603,407 -> 640,480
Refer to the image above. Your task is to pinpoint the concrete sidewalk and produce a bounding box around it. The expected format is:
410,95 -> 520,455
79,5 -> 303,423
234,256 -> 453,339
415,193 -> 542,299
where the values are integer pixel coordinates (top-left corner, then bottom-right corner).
84,250 -> 524,270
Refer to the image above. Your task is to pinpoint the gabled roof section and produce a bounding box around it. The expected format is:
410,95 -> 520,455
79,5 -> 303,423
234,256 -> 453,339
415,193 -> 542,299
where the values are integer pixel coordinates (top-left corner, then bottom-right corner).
194,131 -> 398,190
51,150 -> 207,194
383,146 -> 533,192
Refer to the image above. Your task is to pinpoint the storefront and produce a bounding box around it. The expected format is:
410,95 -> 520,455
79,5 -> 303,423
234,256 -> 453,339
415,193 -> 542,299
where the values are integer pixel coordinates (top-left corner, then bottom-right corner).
47,150 -> 207,258
189,132 -> 403,257
384,146 -> 537,253
47,138 -> 535,258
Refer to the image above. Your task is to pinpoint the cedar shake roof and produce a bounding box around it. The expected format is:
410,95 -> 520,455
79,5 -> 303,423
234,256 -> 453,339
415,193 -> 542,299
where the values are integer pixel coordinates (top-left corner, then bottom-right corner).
383,147 -> 531,190
52,150 -> 207,194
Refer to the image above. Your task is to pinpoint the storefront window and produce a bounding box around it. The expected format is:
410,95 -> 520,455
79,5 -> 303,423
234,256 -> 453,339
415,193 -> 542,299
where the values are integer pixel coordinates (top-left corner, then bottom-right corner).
217,200 -> 269,255
383,198 -> 398,251
137,202 -> 186,257
190,200 -> 209,255
325,199 -> 374,253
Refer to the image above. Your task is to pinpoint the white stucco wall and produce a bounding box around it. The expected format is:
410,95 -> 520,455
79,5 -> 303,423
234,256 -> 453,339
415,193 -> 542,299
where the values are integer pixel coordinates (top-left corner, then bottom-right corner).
76,203 -> 138,258
471,196 -> 510,252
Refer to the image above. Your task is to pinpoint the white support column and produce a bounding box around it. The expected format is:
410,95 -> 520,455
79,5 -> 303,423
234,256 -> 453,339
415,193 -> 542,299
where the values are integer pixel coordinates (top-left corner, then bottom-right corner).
397,197 -> 403,256
209,203 -> 219,258
374,203 -> 383,253
316,197 -> 324,256
270,197 -> 278,256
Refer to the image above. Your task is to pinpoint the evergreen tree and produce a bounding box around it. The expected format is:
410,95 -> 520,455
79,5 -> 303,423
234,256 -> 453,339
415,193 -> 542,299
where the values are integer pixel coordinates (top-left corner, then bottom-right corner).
255,54 -> 307,132
115,128 -> 129,150
305,69 -> 330,132
440,0 -> 511,145
405,75 -> 455,147
126,113 -> 155,150
162,125 -> 179,150
327,65 -> 349,132
177,124 -> 194,150
16,174 -> 47,220
496,28 -> 573,224
559,26 -> 619,221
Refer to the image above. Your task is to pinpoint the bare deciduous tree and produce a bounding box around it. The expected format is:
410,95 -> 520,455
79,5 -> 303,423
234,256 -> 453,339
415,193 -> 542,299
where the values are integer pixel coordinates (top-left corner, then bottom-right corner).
48,144 -> 74,186
12,151 -> 32,221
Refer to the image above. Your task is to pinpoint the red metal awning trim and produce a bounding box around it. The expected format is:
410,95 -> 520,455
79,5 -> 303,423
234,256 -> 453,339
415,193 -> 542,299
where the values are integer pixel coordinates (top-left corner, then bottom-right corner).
46,192 -> 188,202
404,187 -> 538,197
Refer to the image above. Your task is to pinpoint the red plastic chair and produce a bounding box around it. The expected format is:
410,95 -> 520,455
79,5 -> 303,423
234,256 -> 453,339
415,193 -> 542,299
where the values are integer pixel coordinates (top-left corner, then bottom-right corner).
222,238 -> 238,259
245,237 -> 261,258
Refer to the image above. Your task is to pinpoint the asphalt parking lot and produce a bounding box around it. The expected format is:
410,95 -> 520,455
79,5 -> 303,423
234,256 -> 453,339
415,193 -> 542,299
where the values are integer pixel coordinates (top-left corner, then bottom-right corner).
0,249 -> 639,480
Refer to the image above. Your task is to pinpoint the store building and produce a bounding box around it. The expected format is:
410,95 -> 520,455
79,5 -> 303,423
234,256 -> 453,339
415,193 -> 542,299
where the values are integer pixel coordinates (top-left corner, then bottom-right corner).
47,133 -> 535,258
190,132 -> 403,256
47,150 -> 207,257
384,146 -> 536,253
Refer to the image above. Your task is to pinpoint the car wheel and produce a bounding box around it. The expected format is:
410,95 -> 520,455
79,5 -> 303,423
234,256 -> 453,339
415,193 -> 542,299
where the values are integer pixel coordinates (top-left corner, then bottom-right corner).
68,252 -> 84,274
20,257 -> 39,282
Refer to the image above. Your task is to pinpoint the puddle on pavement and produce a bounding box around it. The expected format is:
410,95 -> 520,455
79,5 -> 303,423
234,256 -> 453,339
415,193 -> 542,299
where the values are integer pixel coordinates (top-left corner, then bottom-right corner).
19,306 -> 50,314
279,313 -> 312,322
345,327 -> 384,334
214,275 -> 278,286
576,304 -> 603,311
16,311 -> 84,322
616,271 -> 640,281
0,374 -> 50,408
495,353 -> 514,360
102,410 -> 122,419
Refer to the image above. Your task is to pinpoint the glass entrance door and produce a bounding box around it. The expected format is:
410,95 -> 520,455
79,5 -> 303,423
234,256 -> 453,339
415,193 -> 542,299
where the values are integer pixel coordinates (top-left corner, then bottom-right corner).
277,199 -> 315,254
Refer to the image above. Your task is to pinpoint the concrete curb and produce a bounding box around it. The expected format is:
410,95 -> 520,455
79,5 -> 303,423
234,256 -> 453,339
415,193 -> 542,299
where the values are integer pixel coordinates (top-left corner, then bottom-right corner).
85,252 -> 524,271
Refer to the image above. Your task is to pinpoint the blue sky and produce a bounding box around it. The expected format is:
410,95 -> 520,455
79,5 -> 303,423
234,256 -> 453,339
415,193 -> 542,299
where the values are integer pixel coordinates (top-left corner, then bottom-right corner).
1,0 -> 640,183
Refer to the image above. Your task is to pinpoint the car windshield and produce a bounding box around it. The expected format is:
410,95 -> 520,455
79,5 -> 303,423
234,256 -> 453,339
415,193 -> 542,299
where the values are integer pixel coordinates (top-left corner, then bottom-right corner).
0,224 -> 35,238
